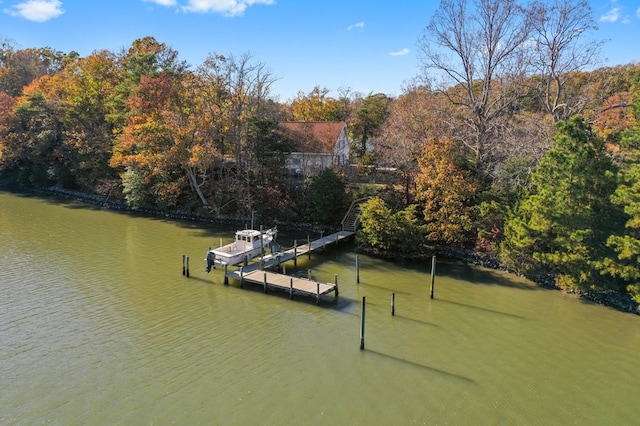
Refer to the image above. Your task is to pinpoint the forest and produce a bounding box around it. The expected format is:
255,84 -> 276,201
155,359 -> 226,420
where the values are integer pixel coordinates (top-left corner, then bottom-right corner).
0,0 -> 639,308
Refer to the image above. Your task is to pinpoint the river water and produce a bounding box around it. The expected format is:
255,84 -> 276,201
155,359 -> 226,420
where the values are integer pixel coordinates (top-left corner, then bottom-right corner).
1,190 -> 639,425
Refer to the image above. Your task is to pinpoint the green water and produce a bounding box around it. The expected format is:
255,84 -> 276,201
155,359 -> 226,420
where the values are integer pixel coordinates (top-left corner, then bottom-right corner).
1,191 -> 638,425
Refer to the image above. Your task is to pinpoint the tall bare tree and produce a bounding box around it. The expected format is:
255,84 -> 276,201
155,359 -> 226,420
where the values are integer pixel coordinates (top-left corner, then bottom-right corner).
530,0 -> 603,122
418,0 -> 532,169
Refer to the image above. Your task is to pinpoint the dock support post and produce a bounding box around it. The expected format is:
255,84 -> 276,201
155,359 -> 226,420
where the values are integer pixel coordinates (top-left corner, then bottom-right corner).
334,274 -> 339,297
263,272 -> 268,294
239,266 -> 243,287
430,255 -> 436,299
186,256 -> 190,278
360,296 -> 366,350
219,238 -> 222,248
289,277 -> 293,299
294,240 -> 298,267
182,255 -> 186,276
224,263 -> 229,285
316,281 -> 320,305
356,255 -> 360,284
307,269 -> 311,280
307,235 -> 311,259
391,292 -> 395,316
320,230 -> 324,250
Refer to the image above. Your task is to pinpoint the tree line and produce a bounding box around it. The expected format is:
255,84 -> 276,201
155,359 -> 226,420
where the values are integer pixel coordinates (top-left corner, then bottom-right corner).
0,0 -> 639,306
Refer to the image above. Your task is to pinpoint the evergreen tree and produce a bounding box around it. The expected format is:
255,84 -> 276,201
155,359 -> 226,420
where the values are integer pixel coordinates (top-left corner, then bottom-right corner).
501,116 -> 623,290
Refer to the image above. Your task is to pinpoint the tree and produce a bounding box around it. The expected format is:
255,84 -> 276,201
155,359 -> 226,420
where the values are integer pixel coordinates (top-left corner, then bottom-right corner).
349,93 -> 390,158
529,0 -> 603,122
415,139 -> 479,246
307,168 -> 346,225
290,86 -> 347,122
357,197 -> 425,256
501,116 -> 623,290
418,0 -> 531,169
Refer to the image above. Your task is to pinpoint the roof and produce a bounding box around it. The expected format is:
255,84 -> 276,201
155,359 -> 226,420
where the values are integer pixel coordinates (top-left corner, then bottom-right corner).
276,121 -> 346,153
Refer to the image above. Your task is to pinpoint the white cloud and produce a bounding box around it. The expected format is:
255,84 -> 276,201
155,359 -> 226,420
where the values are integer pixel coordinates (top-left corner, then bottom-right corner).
143,0 -> 178,6
600,7 -> 621,23
390,48 -> 409,57
5,0 -> 64,22
347,21 -> 365,31
182,0 -> 275,16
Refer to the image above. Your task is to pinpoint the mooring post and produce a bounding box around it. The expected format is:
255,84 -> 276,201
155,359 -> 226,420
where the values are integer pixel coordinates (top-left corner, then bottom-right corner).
294,240 -> 298,267
316,281 -> 320,305
334,274 -> 339,296
182,254 -> 186,276
282,264 -> 286,275
219,238 -> 222,248
224,263 -> 229,285
239,266 -> 243,287
307,269 -> 311,280
430,255 -> 436,299
289,277 -> 293,299
263,272 -> 268,294
356,255 -> 360,284
392,292 -> 395,316
320,230 -> 324,250
307,235 -> 311,259
360,296 -> 366,350
186,256 -> 190,278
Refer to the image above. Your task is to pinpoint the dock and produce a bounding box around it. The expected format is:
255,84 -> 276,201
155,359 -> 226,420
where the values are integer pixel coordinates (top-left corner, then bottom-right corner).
223,230 -> 354,303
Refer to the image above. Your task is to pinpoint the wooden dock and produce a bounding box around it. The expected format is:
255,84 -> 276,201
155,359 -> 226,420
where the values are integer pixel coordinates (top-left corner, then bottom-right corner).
223,230 -> 353,303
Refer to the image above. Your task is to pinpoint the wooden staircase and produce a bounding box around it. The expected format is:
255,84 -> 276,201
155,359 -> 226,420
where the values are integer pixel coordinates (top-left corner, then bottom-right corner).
341,197 -> 369,232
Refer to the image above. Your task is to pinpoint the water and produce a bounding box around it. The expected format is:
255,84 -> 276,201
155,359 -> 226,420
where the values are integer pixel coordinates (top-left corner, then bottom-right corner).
1,191 -> 639,425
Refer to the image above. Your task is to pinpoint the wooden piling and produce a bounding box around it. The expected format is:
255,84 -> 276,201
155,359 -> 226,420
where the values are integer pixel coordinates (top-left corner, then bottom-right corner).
430,255 -> 436,299
186,256 -> 190,278
391,292 -> 395,316
360,296 -> 366,350
263,272 -> 268,293
316,282 -> 320,304
224,263 -> 229,285
334,274 -> 339,296
239,266 -> 243,287
356,255 -> 360,284
307,235 -> 311,259
307,269 -> 311,280
289,277 -> 293,299
294,240 -> 298,267
182,255 -> 186,276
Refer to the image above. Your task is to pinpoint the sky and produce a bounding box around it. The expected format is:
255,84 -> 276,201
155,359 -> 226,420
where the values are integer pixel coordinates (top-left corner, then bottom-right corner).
0,0 -> 639,101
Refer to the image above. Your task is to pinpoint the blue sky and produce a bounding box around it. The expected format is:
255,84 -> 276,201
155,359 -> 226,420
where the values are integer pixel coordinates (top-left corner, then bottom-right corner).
0,0 -> 639,101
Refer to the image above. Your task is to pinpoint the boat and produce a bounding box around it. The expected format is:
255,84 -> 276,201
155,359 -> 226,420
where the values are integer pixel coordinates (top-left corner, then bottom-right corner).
206,227 -> 277,271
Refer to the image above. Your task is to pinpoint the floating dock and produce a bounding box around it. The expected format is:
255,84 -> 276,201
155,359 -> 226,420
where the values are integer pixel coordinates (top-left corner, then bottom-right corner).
222,230 -> 354,303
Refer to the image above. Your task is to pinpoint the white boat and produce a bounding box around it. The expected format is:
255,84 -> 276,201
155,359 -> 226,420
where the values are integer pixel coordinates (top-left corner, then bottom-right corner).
206,228 -> 277,271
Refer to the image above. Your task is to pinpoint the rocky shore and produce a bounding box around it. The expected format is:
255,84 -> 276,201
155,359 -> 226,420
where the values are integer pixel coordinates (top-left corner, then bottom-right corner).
37,186 -> 640,315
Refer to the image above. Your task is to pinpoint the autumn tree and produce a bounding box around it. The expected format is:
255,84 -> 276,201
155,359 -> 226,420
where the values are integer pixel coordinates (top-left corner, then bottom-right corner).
416,139 -> 479,246
289,86 -> 347,122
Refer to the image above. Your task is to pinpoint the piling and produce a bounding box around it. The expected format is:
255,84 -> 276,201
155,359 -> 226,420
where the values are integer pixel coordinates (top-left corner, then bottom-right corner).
360,296 -> 366,350
356,255 -> 360,284
239,266 -> 243,288
307,235 -> 311,259
307,269 -> 311,280
316,282 -> 320,304
430,255 -> 436,299
391,292 -> 395,316
289,277 -> 293,299
294,240 -> 298,266
182,255 -> 186,276
224,263 -> 229,285
186,256 -> 190,278
263,272 -> 268,293
334,274 -> 339,296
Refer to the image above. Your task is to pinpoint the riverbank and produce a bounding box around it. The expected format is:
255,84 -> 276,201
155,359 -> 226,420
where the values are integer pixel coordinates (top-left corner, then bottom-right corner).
27,186 -> 640,315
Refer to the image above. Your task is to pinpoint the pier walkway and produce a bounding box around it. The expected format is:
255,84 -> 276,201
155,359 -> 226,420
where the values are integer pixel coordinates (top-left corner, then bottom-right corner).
223,230 -> 354,302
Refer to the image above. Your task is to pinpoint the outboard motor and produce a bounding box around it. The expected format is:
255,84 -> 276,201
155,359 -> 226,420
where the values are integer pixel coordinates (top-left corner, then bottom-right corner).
206,251 -> 216,273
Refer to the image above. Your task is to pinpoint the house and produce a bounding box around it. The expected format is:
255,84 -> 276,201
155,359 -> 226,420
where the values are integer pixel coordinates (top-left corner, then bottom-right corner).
276,121 -> 350,177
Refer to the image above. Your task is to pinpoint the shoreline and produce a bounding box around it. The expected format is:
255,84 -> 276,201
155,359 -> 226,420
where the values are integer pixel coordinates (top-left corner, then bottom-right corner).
20,186 -> 640,315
